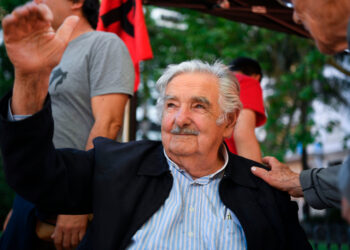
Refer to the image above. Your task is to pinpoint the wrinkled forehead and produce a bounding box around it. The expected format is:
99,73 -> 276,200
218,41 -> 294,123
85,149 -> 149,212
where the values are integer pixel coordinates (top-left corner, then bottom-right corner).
164,72 -> 220,99
169,71 -> 219,84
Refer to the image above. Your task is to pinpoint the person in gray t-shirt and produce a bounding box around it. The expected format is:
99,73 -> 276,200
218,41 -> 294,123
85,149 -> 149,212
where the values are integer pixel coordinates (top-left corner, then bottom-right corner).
49,31 -> 134,150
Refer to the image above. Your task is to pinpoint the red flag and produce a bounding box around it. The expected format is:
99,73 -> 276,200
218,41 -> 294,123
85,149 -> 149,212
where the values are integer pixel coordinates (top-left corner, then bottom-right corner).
97,0 -> 153,91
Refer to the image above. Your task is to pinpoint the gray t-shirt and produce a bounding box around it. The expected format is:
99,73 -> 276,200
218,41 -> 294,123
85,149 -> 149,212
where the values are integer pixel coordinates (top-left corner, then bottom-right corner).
48,31 -> 134,150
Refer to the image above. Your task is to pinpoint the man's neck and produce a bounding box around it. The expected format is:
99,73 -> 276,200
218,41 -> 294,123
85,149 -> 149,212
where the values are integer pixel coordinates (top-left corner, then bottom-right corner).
166,146 -> 226,179
69,17 -> 94,42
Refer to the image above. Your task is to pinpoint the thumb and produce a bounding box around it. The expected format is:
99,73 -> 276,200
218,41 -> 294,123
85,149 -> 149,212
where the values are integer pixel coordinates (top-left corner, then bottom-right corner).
251,166 -> 269,181
56,15 -> 80,43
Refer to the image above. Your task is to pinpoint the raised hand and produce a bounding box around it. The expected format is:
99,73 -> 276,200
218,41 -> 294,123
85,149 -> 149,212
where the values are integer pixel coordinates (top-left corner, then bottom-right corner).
3,2 -> 78,74
2,2 -> 79,115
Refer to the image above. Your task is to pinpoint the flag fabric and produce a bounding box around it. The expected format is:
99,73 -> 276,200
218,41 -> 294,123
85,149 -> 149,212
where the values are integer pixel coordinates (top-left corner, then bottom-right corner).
97,0 -> 153,91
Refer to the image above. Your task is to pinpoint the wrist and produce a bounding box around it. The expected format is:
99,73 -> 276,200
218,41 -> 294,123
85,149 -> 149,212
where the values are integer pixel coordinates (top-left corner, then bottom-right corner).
287,172 -> 303,197
12,70 -> 51,115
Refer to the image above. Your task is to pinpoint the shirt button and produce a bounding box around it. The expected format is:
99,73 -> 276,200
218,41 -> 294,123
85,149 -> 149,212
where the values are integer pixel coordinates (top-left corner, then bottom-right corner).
189,206 -> 195,212
188,232 -> 194,237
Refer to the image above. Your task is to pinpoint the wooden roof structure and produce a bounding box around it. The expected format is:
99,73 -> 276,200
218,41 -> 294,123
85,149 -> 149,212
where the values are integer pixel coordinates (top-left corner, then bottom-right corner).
143,0 -> 310,38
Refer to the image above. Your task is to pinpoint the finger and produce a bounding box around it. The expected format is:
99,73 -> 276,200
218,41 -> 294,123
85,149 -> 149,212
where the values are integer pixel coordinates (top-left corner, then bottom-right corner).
36,3 -> 53,22
78,227 -> 87,241
2,14 -> 17,38
251,166 -> 270,181
52,228 -> 63,250
262,156 -> 281,169
63,231 -> 72,249
6,5 -> 31,38
262,156 -> 276,164
2,2 -> 35,35
56,15 -> 79,44
71,231 -> 80,248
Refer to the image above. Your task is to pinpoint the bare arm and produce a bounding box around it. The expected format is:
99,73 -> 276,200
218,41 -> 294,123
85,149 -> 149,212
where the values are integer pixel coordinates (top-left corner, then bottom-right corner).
234,109 -> 262,163
85,93 -> 129,150
53,94 -> 129,249
2,2 -> 78,115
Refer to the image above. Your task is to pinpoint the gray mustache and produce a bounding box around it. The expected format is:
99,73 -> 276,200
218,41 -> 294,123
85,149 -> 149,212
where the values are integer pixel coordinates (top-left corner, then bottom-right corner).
171,126 -> 199,135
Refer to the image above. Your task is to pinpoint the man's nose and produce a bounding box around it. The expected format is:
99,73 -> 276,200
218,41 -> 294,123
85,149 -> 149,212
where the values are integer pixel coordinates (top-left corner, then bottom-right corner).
174,107 -> 191,127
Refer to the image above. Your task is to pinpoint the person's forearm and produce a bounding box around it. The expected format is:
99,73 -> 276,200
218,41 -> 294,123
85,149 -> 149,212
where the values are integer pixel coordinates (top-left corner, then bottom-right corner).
235,137 -> 262,163
85,121 -> 122,150
12,70 -> 51,115
300,166 -> 341,209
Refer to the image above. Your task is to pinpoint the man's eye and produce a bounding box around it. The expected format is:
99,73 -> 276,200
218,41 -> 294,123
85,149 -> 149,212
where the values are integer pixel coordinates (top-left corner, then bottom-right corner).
166,103 -> 176,108
194,104 -> 205,109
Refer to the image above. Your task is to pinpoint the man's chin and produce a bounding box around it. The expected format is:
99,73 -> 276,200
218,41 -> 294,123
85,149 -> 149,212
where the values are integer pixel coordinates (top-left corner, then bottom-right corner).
168,145 -> 196,157
316,39 -> 348,55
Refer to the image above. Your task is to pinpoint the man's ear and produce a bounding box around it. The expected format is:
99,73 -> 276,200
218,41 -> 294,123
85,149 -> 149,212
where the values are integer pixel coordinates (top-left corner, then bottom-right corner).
71,0 -> 84,10
223,111 -> 239,139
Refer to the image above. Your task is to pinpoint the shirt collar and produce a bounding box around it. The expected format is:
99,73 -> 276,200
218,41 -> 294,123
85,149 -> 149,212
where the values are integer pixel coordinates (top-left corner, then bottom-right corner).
163,144 -> 229,184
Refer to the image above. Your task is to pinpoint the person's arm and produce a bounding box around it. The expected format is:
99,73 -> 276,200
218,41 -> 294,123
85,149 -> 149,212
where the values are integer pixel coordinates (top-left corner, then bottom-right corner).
300,166 -> 341,209
1,2 -> 94,214
251,156 -> 341,209
338,156 -> 350,222
3,3 -> 78,115
251,156 -> 303,197
85,93 -> 129,150
234,109 -> 262,163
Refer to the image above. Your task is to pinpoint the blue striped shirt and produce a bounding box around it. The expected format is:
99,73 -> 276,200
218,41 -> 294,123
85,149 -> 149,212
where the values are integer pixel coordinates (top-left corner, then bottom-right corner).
128,146 -> 247,250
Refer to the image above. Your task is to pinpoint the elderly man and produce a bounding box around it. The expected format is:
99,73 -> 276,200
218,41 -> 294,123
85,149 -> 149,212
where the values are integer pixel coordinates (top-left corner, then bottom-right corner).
0,3 -> 312,249
252,0 -> 350,220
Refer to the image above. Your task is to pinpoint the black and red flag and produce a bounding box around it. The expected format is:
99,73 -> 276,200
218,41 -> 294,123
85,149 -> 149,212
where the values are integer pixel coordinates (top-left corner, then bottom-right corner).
97,0 -> 153,92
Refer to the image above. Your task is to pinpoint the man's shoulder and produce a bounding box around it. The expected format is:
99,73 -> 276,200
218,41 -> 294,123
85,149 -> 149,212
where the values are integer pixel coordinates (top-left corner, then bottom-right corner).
92,138 -> 167,178
85,31 -> 124,45
92,138 -> 163,163
70,31 -> 125,50
227,153 -> 287,195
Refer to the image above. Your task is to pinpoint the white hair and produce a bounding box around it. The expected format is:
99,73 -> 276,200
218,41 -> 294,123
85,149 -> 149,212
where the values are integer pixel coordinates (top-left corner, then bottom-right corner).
156,59 -> 242,124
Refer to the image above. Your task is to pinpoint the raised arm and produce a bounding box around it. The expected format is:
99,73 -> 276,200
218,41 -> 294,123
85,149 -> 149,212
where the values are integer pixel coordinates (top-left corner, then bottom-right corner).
1,2 -> 95,214
2,2 -> 78,115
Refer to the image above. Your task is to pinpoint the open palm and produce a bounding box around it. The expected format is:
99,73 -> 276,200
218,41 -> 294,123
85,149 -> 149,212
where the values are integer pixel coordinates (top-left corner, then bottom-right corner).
2,2 -> 78,74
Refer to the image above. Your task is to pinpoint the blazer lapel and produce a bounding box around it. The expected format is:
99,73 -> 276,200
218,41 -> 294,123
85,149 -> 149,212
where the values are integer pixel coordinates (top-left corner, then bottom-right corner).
122,145 -> 173,249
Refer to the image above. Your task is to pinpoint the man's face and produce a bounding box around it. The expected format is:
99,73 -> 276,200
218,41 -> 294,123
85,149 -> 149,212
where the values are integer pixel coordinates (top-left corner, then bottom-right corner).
292,0 -> 350,54
161,72 -> 234,160
34,0 -> 74,30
